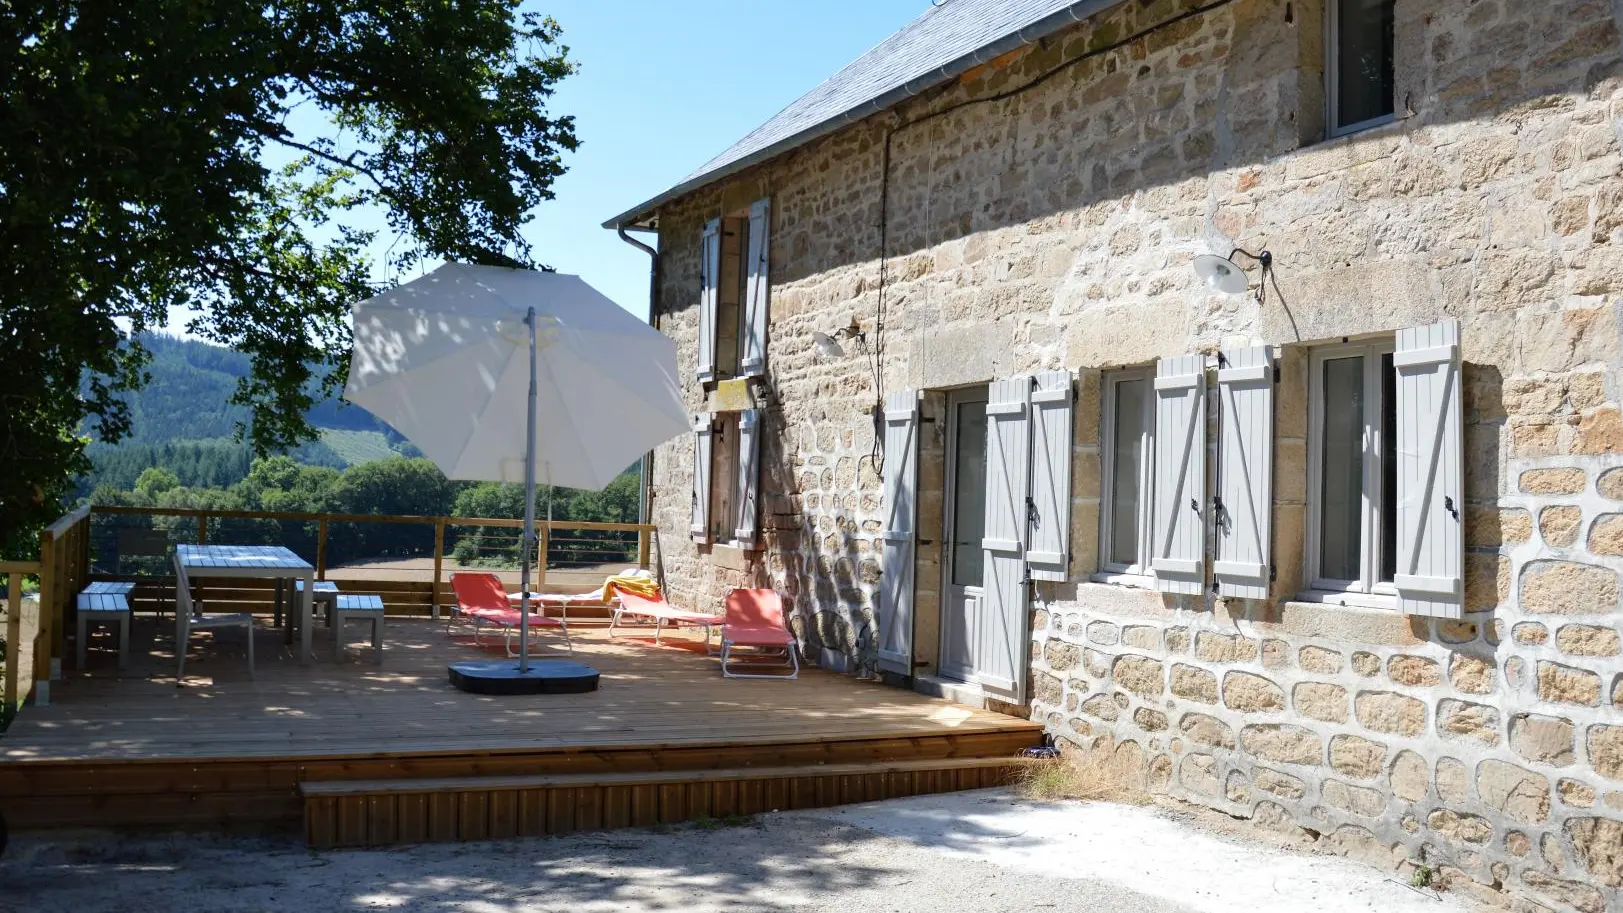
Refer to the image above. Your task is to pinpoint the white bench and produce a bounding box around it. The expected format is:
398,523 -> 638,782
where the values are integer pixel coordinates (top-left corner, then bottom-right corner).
332,594 -> 385,664
76,581 -> 136,670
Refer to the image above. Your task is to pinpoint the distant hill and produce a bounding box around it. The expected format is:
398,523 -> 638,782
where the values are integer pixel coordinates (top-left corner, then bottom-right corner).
78,335 -> 415,494
112,334 -> 392,442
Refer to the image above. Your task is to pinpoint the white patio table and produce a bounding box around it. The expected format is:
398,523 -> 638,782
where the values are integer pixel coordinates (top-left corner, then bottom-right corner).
176,545 -> 316,665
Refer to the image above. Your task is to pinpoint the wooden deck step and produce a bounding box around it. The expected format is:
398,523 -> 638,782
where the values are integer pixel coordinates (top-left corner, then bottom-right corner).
301,756 -> 1036,849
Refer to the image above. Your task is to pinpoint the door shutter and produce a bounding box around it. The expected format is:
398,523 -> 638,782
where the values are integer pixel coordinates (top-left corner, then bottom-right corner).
1026,371 -> 1074,582
739,199 -> 770,378
876,390 -> 919,675
1395,319 -> 1464,618
690,413 -> 713,543
697,219 -> 720,383
1151,354 -> 1206,595
1215,347 -> 1274,600
733,408 -> 761,546
981,376 -> 1032,700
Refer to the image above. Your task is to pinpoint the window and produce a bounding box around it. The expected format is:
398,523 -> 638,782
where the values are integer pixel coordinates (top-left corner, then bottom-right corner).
1100,368 -> 1154,575
690,408 -> 761,547
697,199 -> 770,383
1308,339 -> 1396,594
714,216 -> 748,378
709,412 -> 739,541
1328,0 -> 1396,136
947,394 -> 988,589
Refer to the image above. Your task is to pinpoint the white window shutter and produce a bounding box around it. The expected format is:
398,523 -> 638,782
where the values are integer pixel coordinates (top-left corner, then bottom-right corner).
739,199 -> 770,378
876,390 -> 919,675
697,219 -> 720,383
981,376 -> 1032,700
733,408 -> 762,546
1026,371 -> 1074,582
1152,354 -> 1206,595
690,413 -> 713,543
1395,319 -> 1464,618
1215,347 -> 1274,600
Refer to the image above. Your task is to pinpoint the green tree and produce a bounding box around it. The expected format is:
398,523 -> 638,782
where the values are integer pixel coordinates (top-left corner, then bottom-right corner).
329,457 -> 455,562
133,467 -> 180,500
0,2 -> 578,555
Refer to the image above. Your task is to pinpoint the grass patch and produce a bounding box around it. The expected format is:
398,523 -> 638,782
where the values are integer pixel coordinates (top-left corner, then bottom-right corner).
318,429 -> 397,466
1013,754 -> 1151,805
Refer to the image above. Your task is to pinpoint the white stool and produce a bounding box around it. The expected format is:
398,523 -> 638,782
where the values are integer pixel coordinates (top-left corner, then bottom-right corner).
332,594 -> 385,663
76,583 -> 135,670
301,580 -> 342,626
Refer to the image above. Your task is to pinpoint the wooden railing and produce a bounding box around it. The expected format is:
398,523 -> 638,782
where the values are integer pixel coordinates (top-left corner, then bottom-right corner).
85,505 -> 656,617
1,559 -> 40,723
0,504 -> 657,719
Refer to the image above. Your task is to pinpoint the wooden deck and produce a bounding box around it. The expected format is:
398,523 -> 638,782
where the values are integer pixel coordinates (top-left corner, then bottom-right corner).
0,615 -> 1042,839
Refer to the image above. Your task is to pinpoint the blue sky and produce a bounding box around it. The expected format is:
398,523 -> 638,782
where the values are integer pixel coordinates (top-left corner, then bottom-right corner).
519,0 -> 926,319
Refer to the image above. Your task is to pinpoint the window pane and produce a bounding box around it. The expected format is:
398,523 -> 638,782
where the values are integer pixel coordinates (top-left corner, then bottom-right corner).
1109,379 -> 1148,567
950,400 -> 988,588
1380,353 -> 1397,583
1335,0 -> 1395,129
1320,357 -> 1365,580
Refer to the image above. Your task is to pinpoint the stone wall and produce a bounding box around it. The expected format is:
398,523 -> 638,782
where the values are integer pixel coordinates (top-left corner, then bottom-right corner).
640,0 -> 1623,907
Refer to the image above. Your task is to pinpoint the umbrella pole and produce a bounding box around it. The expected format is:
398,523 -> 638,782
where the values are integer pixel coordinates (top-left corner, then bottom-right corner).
520,305 -> 538,673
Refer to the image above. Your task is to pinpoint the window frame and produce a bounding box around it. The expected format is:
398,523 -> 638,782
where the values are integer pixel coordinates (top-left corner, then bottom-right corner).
1326,0 -> 1398,139
1098,366 -> 1156,578
707,411 -> 742,546
942,386 -> 990,594
1305,338 -> 1397,600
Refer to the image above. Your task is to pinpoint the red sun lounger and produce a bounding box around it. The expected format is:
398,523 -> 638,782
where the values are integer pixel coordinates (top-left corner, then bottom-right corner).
720,588 -> 799,680
610,589 -> 722,652
449,572 -> 572,656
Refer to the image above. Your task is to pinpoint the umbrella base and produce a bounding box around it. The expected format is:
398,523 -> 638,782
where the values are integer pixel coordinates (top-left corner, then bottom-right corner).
447,660 -> 600,695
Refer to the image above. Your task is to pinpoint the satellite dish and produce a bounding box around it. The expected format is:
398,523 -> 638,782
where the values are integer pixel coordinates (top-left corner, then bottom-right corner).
813,331 -> 845,359
1193,254 -> 1250,295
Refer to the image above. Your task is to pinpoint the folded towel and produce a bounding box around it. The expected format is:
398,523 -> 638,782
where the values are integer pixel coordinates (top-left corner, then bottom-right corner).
601,573 -> 660,602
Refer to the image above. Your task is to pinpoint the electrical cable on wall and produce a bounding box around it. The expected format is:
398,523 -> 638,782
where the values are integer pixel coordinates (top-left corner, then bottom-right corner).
869,0 -> 1246,462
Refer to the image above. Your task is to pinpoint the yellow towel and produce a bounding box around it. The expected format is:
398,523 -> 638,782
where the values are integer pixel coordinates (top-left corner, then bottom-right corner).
600,573 -> 660,602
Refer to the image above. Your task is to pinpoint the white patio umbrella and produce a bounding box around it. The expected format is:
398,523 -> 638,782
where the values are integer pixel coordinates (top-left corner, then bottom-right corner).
342,263 -> 688,672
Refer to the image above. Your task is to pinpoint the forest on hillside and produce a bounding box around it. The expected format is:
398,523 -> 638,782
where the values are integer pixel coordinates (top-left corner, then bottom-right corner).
76,334 -> 414,495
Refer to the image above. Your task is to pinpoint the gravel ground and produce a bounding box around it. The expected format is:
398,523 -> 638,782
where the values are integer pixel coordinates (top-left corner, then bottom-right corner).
0,790 -> 1478,913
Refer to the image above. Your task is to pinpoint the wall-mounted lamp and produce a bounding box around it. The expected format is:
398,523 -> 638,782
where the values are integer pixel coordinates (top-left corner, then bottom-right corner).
812,318 -> 866,359
1193,248 -> 1273,296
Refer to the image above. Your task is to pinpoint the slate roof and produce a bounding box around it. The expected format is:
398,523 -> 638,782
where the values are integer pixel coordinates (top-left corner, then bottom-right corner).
604,0 -> 1125,229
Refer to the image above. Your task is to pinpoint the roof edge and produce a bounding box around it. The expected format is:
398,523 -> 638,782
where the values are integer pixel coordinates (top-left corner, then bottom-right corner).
601,0 -> 1124,231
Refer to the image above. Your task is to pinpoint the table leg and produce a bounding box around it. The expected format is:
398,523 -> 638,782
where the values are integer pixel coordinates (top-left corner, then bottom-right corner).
299,572 -> 314,665
118,613 -> 130,671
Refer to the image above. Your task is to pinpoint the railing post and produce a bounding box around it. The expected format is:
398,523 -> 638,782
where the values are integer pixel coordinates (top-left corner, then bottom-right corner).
431,518 -> 445,620
316,518 -> 329,581
537,523 -> 549,591
5,571 -> 21,720
197,513 -> 207,544
638,525 -> 652,570
35,532 -> 54,704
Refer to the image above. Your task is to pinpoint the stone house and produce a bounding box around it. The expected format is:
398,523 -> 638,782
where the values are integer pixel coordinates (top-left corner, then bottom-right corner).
604,0 -> 1623,908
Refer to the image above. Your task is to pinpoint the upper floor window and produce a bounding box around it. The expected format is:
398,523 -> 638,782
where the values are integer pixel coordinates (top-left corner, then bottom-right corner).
1328,0 -> 1396,137
697,199 -> 770,384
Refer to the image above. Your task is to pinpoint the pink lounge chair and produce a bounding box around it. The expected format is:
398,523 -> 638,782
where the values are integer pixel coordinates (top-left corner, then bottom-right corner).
449,572 -> 572,656
610,589 -> 721,652
719,588 -> 799,680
